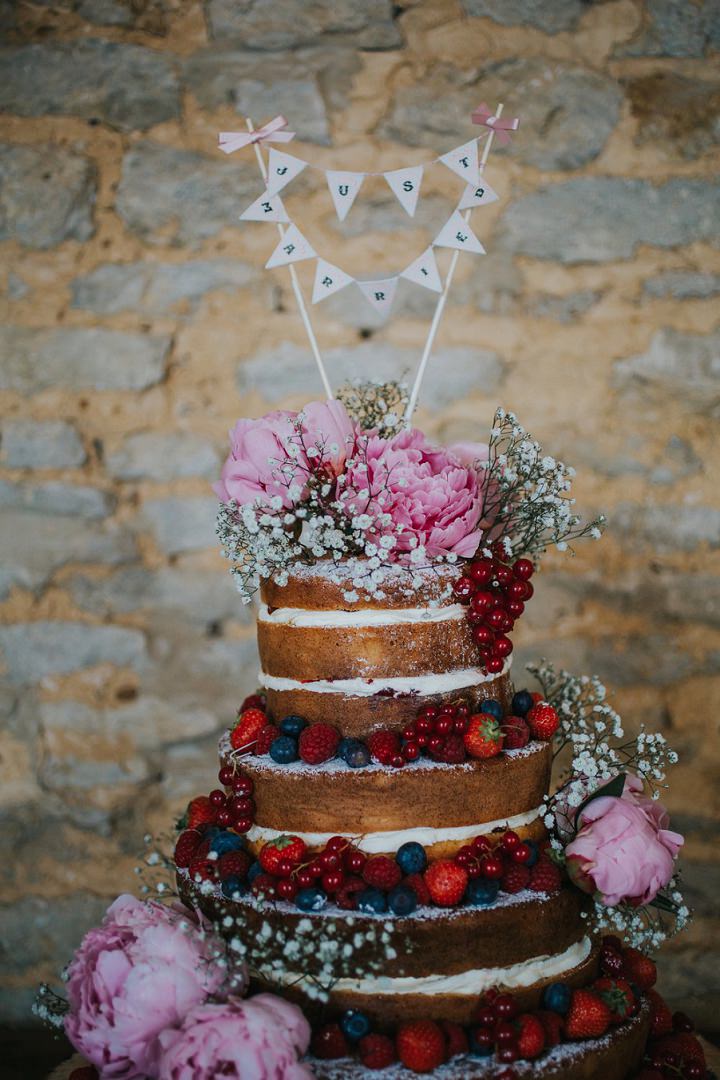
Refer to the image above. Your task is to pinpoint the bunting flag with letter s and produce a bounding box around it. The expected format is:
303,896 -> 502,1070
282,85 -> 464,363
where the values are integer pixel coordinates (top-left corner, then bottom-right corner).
383,165 -> 423,217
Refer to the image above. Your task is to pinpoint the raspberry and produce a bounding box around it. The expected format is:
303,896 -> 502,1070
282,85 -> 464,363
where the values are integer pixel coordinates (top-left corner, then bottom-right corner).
536,1010 -> 564,1047
396,1020 -> 446,1073
240,693 -> 266,713
501,716 -> 530,750
312,1022 -> 349,1060
359,1033 -> 396,1069
424,860 -> 468,906
526,703 -> 559,741
368,730 -> 401,764
187,857 -> 218,884
405,872 -> 431,905
362,855 -> 402,891
173,829 -> 202,868
218,850 -> 251,880
336,875 -> 365,910
251,872 -> 277,899
440,1020 -> 468,1059
651,1033 -> 705,1069
502,864 -> 530,894
529,858 -> 561,893
230,708 -> 267,752
255,723 -> 277,755
433,734 -> 467,764
187,795 -> 216,830
298,722 -> 340,764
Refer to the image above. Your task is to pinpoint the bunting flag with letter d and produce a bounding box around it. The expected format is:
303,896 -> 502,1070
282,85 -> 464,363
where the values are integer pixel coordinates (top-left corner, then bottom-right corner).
458,179 -> 499,211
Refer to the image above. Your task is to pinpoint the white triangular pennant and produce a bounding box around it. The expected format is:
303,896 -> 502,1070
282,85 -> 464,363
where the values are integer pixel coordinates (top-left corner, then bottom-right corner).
266,149 -> 307,196
265,224 -> 316,269
383,165 -> 423,217
400,246 -> 442,292
439,139 -> 480,186
433,210 -> 486,255
357,277 -> 398,317
312,259 -> 355,303
239,191 -> 289,223
458,178 -> 500,211
326,171 -> 365,222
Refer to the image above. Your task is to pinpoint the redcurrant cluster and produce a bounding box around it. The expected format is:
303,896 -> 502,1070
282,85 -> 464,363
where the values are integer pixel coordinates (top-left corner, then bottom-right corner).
373,701 -> 472,767
212,768 -> 255,834
453,547 -> 535,672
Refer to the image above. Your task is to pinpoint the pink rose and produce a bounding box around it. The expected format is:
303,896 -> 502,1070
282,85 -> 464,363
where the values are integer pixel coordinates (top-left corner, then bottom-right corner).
340,428 -> 485,558
214,400 -> 355,509
565,774 -> 684,907
64,895 -> 243,1079
157,994 -> 313,1080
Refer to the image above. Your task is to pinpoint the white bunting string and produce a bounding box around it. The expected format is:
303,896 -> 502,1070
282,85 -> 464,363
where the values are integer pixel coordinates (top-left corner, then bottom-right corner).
326,171 -> 365,221
383,165 -> 423,217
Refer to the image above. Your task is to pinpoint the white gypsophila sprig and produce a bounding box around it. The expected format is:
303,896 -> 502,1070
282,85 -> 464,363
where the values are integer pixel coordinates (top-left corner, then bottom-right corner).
336,379 -> 409,437
479,409 -> 606,560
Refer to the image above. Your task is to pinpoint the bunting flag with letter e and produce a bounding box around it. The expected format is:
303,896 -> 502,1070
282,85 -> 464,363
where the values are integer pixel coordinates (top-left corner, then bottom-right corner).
357,278 -> 398,316
312,259 -> 355,303
400,246 -> 442,292
383,166 -> 423,217
433,210 -> 486,254
438,139 -> 480,186
239,192 -> 289,223
265,224 -> 316,268
458,178 -> 499,211
266,149 -> 308,196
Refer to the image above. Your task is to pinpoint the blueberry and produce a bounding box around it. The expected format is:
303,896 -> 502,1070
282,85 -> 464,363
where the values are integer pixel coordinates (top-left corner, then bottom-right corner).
542,982 -> 572,1015
524,839 -> 539,867
479,698 -> 502,720
295,886 -> 328,912
357,887 -> 387,914
204,825 -> 221,840
247,860 -> 263,885
340,1009 -> 371,1042
210,831 -> 246,857
466,878 -> 499,907
221,875 -> 247,899
388,884 -> 418,917
511,690 -> 534,717
280,714 -> 307,737
339,737 -> 371,768
396,841 -> 427,876
338,736 -> 356,758
269,734 -> 298,764
468,1027 -> 494,1057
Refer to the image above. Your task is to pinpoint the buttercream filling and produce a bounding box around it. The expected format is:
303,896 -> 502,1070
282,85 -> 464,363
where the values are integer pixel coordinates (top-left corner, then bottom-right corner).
285,936 -> 592,997
247,804 -> 543,854
258,659 -> 511,697
258,602 -> 467,628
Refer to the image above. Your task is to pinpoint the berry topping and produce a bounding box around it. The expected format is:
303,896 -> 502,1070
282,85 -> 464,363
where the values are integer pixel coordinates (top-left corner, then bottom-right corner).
541,982 -> 571,1015
339,737 -> 372,768
186,795 -> 215,830
340,1009 -> 371,1042
312,1023 -> 349,1060
295,886 -> 327,912
564,989 -> 612,1039
651,1032 -> 706,1070
593,976 -> 637,1024
424,860 -> 468,907
217,850 -> 251,880
516,1013 -> 545,1059
357,886 -> 388,914
526,702 -> 559,741
388,883 -> 418,916
440,1020 -> 468,1060
529,858 -> 562,893
298,722 -> 340,764
259,834 -> 307,875
240,692 -> 265,712
255,723 -> 278,755
404,872 -> 431,906
173,829 -> 202,868
464,713 -> 504,759
396,841 -> 428,876
478,698 -> 503,720
396,1020 -> 446,1073
269,734 -> 298,764
362,855 -> 402,891
501,715 -> 531,750
359,1033 -> 396,1069
501,864 -> 530,893
536,1010 -> 564,1048
466,877 -> 499,906
510,689 -> 534,716
230,707 -> 267,752
621,946 -> 657,990
280,714 -> 307,737
368,730 -> 401,765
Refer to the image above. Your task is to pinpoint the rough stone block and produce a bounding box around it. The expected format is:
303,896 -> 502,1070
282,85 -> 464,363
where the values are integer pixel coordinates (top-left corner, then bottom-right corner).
612,502 -> 720,554
643,270 -> 720,300
71,259 -> 258,316
626,72 -> 720,159
0,622 -> 147,684
614,0 -> 719,58
614,328 -> 720,416
0,327 -> 169,394
0,143 -> 96,250
107,432 -> 219,481
0,40 -> 179,131
499,178 -> 720,262
1,420 -> 86,469
0,894 -> 110,974
0,480 -> 113,519
140,496 -> 218,554
40,696 -> 220,750
460,0 -> 584,33
204,0 -> 401,50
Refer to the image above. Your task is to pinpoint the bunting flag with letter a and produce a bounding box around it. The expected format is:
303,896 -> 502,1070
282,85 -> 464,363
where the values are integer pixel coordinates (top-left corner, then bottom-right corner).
266,149 -> 308,196
433,210 -> 486,254
400,246 -> 442,292
265,224 -> 316,268
383,166 -> 423,217
312,259 -> 355,303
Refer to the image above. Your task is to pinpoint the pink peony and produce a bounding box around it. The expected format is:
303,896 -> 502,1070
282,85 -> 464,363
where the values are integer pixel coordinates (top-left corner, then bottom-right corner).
340,428 -> 486,558
157,994 -> 313,1080
64,895 -> 243,1079
214,400 -> 355,509
565,774 -> 684,908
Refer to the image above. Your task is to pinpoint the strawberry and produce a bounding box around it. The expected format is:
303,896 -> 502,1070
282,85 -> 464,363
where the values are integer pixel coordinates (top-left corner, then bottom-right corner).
502,716 -> 530,750
405,872 -> 431,905
621,947 -> 657,990
515,1013 -> 545,1059
536,1009 -> 564,1047
502,864 -> 530,893
187,795 -> 216,830
240,692 -> 265,713
368,730 -> 401,765
173,828 -> 202,868
529,858 -> 561,893
217,850 -> 251,880
312,1022 -> 349,1060
359,1033 -> 396,1069
396,1019 -> 446,1073
440,1020 -> 468,1059
230,708 -> 267,752
255,723 -> 277,755
646,988 -> 673,1038
464,713 -> 504,759
259,835 -> 307,875
299,722 -> 340,764
593,977 -> 637,1024
564,989 -> 612,1039
362,855 -> 402,891
526,702 -> 559,740
424,860 -> 468,906
651,1032 -> 705,1069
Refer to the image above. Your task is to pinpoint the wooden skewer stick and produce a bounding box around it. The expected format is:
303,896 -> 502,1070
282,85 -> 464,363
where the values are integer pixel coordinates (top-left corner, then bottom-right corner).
404,103 -> 504,426
245,117 -> 333,401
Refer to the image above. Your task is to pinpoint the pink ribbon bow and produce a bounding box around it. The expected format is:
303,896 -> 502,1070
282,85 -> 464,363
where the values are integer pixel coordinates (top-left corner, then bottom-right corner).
218,115 -> 295,155
471,103 -> 520,146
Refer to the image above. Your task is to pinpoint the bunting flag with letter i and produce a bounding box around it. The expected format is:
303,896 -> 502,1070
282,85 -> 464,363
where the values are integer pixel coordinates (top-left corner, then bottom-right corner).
265,224 -> 316,268
400,246 -> 442,292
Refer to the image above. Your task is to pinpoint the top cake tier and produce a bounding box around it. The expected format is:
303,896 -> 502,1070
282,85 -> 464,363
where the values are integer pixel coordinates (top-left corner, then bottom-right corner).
258,560 -> 512,736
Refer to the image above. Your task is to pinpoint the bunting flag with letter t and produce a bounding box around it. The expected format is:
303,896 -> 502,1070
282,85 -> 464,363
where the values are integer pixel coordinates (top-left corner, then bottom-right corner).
433,210 -> 486,254
400,246 -> 442,292
326,171 -> 365,222
458,178 -> 499,211
265,224 -> 316,268
265,149 -> 307,196
357,277 -> 398,316
438,139 -> 480,186
239,191 -> 289,223
383,165 -> 423,217
312,259 -> 355,303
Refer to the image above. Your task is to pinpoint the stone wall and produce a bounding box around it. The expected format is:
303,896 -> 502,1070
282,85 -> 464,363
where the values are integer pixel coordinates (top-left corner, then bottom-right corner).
0,0 -> 718,1034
